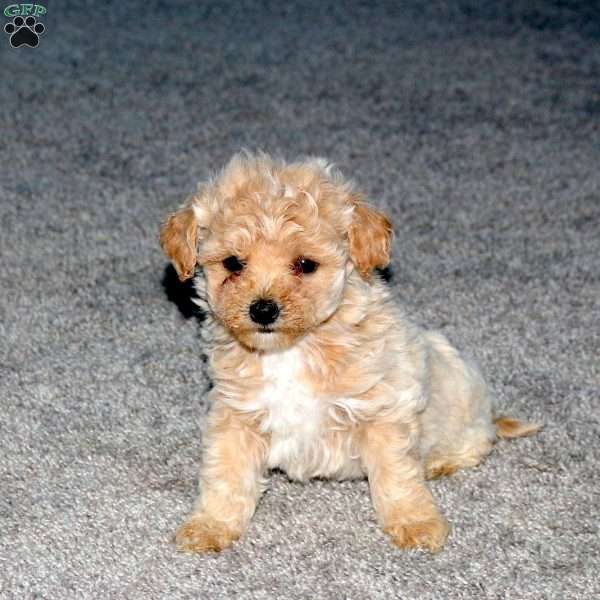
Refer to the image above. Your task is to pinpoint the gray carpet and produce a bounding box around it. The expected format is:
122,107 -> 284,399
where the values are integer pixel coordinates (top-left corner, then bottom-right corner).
1,1 -> 599,598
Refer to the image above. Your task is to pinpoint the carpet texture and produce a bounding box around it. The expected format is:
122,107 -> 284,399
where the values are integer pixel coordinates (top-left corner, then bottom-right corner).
1,1 -> 599,598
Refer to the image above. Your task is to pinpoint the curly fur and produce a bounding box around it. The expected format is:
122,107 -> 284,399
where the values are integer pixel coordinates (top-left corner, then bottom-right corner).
160,151 -> 539,553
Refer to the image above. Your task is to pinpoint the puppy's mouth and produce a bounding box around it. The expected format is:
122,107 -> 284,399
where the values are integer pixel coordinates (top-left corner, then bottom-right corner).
257,326 -> 275,334
237,323 -> 305,351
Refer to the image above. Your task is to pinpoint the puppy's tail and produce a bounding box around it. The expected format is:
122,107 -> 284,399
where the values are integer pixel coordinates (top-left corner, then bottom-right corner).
494,416 -> 541,439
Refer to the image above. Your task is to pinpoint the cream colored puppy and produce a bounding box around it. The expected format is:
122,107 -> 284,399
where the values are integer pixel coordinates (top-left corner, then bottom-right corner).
160,152 -> 538,553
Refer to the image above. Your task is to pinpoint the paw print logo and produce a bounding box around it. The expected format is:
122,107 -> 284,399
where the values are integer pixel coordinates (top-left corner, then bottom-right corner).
4,15 -> 45,48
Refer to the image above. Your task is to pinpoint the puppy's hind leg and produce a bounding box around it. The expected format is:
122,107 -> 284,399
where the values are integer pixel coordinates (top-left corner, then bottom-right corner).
424,419 -> 541,480
494,416 -> 541,439
424,437 -> 494,480
421,333 -> 541,481
420,331 -> 498,480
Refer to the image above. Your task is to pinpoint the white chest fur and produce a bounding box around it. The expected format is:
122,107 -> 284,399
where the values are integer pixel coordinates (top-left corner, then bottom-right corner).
256,347 -> 362,481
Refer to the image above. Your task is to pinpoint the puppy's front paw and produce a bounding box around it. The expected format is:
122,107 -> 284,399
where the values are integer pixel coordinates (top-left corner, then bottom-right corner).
175,514 -> 240,553
384,516 -> 449,553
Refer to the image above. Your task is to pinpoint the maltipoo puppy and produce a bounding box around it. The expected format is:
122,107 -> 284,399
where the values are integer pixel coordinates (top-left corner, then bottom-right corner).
160,152 -> 538,553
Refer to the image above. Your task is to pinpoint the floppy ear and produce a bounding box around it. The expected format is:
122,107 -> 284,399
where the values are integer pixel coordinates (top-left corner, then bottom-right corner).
348,200 -> 393,279
159,201 -> 200,281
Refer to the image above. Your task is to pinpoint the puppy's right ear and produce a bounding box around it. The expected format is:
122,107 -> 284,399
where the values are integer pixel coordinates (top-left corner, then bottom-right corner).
160,198 -> 203,281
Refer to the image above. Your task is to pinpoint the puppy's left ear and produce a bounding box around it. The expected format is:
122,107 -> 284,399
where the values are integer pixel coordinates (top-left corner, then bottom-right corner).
160,199 -> 201,282
348,199 -> 393,279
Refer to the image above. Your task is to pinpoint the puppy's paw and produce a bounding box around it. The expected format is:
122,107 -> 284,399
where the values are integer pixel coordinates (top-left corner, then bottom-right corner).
424,459 -> 460,480
384,516 -> 449,553
175,514 -> 240,553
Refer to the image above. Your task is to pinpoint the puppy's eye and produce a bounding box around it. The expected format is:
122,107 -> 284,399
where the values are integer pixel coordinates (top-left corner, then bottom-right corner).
223,255 -> 245,272
292,257 -> 319,275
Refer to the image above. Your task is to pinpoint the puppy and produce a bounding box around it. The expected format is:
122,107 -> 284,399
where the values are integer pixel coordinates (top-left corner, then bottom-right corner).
160,152 -> 539,553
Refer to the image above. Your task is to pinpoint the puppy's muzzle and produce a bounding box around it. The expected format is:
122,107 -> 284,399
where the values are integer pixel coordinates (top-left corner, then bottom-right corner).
249,299 -> 280,326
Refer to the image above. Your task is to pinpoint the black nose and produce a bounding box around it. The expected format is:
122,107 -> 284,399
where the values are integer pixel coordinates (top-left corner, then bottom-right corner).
249,299 -> 280,325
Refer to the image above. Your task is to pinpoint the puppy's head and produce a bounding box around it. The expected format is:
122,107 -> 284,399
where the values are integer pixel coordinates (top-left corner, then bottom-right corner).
160,152 -> 392,351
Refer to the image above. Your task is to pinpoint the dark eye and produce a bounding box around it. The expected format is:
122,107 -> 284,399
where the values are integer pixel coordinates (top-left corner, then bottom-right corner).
292,257 -> 319,275
223,255 -> 245,272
